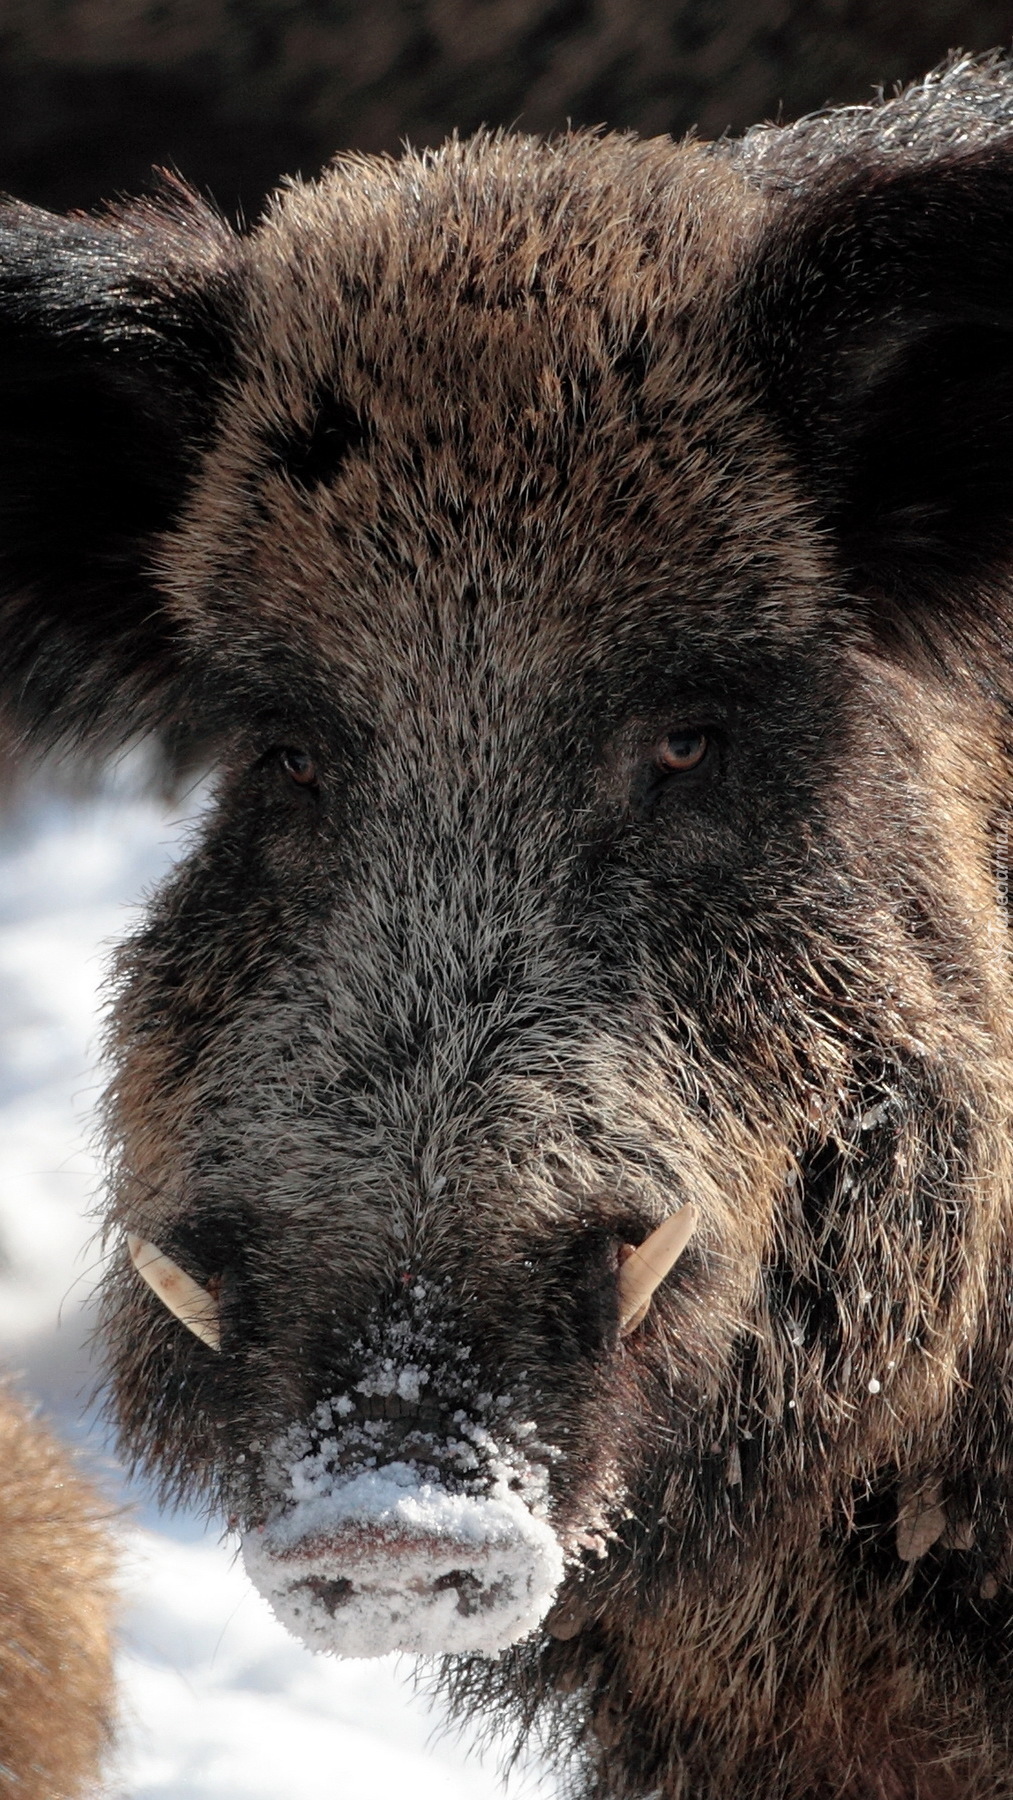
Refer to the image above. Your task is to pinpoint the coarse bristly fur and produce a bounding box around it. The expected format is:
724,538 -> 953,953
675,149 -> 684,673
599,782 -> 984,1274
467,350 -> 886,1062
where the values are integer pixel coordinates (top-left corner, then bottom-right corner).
7,49 -> 1013,1800
0,1385 -> 115,1798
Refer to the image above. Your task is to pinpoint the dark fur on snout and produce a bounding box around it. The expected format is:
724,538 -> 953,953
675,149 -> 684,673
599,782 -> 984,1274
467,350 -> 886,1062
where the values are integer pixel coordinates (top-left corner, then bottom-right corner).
0,1386 -> 115,1798
7,51 -> 1013,1800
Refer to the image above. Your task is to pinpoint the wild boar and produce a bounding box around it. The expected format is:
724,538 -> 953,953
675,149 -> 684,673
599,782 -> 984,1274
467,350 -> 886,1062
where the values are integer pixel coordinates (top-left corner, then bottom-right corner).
0,1385 -> 114,1798
3,51 -> 1013,1800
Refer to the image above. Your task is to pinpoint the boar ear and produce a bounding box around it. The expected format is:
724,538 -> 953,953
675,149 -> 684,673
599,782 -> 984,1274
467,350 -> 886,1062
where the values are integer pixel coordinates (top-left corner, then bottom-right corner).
744,71 -> 1013,659
0,182 -> 239,759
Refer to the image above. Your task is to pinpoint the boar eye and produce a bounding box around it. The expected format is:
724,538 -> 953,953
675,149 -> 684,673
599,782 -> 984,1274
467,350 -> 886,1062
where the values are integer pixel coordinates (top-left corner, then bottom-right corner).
655,730 -> 709,774
278,747 -> 319,788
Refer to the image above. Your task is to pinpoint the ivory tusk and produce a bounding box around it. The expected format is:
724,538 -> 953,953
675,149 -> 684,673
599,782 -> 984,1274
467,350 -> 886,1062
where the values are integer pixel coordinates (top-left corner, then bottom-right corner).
618,1203 -> 698,1334
127,1234 -> 221,1351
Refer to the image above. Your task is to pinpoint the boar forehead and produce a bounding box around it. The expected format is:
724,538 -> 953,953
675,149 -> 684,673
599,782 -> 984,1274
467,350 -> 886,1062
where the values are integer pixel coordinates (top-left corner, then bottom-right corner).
160,132 -> 827,711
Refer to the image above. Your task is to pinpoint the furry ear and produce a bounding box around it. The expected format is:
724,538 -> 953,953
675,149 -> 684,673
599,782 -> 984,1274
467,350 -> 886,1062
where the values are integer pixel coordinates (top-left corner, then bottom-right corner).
0,181 -> 240,759
741,59 -> 1013,664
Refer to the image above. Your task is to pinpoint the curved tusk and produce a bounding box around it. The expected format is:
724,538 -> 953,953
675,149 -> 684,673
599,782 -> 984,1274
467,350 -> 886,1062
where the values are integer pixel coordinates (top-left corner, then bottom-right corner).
127,1234 -> 221,1351
618,1203 -> 698,1335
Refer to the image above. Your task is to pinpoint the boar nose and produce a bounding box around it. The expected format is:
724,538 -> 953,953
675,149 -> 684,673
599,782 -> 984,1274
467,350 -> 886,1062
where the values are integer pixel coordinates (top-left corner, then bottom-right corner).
242,1396 -> 565,1656
244,1490 -> 564,1657
272,1514 -> 519,1621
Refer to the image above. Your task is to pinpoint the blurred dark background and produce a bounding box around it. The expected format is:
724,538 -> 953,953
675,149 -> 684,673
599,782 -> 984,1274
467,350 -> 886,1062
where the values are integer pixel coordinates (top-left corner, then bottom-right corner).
0,1 -> 1011,219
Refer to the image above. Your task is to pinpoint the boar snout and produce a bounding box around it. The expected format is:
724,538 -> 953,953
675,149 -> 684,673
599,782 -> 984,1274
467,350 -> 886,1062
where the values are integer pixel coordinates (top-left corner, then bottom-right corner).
241,1391 -> 567,1657
243,1476 -> 566,1658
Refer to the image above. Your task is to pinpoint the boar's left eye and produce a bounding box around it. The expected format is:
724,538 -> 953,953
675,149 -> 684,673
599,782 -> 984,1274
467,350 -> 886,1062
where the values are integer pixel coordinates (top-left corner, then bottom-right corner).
655,730 -> 709,774
278,747 -> 319,789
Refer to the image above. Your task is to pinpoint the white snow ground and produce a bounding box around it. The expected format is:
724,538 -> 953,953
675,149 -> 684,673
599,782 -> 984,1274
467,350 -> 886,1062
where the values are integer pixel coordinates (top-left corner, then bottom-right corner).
0,776 -> 558,1800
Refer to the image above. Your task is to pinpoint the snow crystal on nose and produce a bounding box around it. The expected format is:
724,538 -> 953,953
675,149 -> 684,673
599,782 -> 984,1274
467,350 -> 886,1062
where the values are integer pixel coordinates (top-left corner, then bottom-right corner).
242,1460 -> 565,1658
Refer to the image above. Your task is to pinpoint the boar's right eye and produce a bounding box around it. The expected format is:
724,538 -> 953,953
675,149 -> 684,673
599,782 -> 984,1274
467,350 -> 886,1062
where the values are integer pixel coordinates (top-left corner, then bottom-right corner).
277,747 -> 319,789
654,729 -> 710,775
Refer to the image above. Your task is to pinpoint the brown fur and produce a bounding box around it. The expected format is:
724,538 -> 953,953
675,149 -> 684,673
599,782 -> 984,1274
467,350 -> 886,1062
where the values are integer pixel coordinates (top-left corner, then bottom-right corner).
0,1386 -> 115,1799
6,51 -> 1013,1800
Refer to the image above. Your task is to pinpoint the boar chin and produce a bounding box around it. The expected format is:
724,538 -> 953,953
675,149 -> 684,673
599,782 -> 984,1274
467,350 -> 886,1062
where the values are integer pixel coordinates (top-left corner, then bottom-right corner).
242,1461 -> 565,1657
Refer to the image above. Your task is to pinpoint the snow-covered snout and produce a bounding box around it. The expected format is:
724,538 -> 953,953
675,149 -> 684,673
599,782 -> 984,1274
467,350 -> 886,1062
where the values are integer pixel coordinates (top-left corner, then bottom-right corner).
241,1388 -> 566,1659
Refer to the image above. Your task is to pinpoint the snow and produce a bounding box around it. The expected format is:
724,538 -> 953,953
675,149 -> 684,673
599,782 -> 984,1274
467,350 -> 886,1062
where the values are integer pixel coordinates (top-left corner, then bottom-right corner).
0,775 -> 558,1800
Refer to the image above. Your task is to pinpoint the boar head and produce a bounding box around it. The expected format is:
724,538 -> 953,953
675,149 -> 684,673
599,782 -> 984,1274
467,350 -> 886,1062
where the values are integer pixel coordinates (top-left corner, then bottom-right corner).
5,60 -> 1013,1798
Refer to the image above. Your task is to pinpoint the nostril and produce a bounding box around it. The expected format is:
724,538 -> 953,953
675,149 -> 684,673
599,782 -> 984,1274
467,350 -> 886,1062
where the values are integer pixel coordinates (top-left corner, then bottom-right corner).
432,1569 -> 487,1616
296,1575 -> 354,1616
